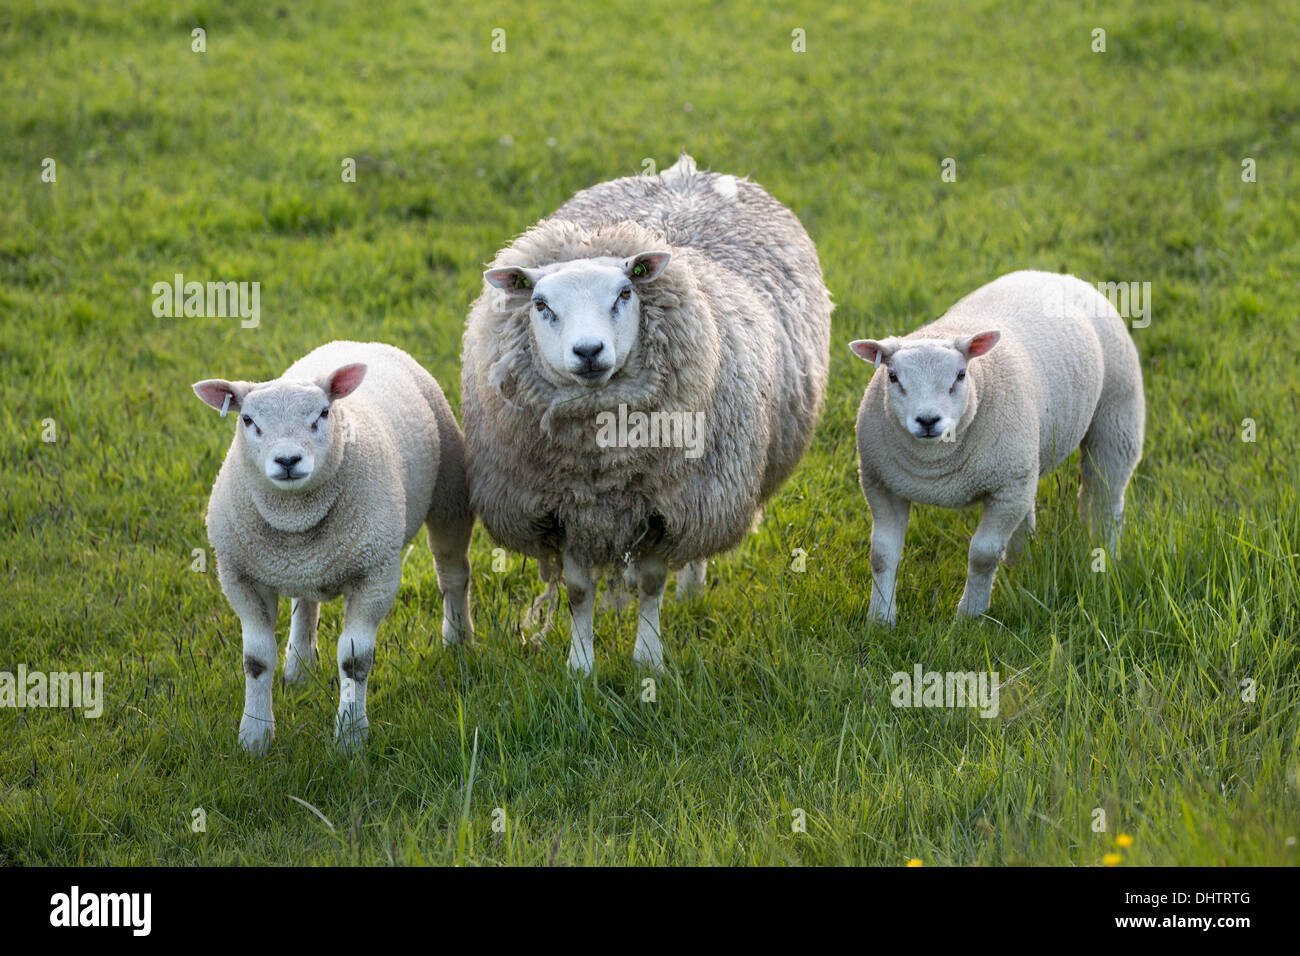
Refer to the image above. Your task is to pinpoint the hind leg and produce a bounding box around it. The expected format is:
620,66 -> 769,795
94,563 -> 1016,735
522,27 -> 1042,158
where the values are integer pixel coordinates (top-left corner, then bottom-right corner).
674,559 -> 707,599
427,518 -> 474,647
1079,399 -> 1144,558
284,598 -> 319,684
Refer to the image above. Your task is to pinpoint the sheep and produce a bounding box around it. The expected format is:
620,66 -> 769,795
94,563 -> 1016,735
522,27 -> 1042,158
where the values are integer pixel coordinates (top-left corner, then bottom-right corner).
192,340 -> 474,754
849,270 -> 1144,624
462,154 -> 832,674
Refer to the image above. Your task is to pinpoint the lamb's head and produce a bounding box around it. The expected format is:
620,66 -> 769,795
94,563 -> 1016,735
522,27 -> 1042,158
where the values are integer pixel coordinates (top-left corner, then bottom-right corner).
193,363 -> 367,489
485,251 -> 670,389
849,331 -> 999,440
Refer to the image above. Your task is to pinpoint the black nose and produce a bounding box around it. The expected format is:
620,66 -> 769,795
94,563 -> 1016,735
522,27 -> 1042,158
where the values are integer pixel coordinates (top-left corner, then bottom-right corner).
274,455 -> 302,471
572,341 -> 605,360
915,415 -> 941,429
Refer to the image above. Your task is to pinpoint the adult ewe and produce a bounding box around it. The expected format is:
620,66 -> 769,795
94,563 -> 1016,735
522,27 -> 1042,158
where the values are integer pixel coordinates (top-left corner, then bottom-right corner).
850,271 -> 1144,624
463,155 -> 832,674
193,341 -> 474,754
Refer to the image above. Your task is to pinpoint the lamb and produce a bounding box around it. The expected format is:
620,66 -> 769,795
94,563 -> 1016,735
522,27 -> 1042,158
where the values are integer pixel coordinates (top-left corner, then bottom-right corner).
462,154 -> 832,674
192,341 -> 474,754
849,270 -> 1145,623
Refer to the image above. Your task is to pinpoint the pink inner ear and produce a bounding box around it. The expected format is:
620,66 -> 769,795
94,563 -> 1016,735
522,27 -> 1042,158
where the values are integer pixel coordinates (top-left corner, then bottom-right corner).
849,340 -> 881,363
966,332 -> 999,357
328,364 -> 367,400
194,381 -> 234,411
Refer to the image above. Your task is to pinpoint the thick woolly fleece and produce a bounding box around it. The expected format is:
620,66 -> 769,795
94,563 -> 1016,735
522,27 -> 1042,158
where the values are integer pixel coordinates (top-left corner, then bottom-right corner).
855,271 -> 1145,509
206,341 -> 472,606
461,155 -> 832,569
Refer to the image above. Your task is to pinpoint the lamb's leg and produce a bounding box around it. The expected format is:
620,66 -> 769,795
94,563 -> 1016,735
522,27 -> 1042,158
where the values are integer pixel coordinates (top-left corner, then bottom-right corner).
1079,407 -> 1142,559
865,486 -> 910,626
563,552 -> 597,676
1004,507 -> 1036,567
223,575 -> 279,755
335,562 -> 400,753
427,521 -> 474,647
284,598 -> 319,685
674,559 -> 707,600
632,553 -> 669,669
957,491 -> 1034,618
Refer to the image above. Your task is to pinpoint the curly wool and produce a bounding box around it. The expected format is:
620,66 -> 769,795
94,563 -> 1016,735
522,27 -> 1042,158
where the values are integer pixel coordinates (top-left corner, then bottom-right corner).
462,156 -> 832,568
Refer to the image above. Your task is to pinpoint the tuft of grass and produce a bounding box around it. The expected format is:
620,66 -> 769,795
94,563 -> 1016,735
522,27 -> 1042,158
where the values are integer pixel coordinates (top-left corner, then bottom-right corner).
1,0 -> 1297,865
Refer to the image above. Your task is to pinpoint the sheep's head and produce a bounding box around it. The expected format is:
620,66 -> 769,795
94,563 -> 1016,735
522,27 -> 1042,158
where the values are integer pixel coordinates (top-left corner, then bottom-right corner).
849,332 -> 999,440
192,363 -> 366,490
484,251 -> 670,389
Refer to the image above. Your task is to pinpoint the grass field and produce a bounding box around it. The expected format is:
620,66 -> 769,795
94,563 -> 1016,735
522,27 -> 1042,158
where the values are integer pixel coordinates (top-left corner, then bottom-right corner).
1,0 -> 1298,865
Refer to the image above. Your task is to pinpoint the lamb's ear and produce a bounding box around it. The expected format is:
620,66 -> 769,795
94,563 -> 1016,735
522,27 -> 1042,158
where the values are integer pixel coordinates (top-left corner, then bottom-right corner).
624,251 -> 671,282
321,363 -> 367,401
193,379 -> 255,416
848,339 -> 896,367
957,330 -> 1000,359
483,266 -> 540,295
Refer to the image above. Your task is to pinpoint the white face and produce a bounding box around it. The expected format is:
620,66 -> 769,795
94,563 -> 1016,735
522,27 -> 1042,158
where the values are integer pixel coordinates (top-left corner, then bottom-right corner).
527,259 -> 640,387
882,341 -> 969,440
237,381 -> 334,488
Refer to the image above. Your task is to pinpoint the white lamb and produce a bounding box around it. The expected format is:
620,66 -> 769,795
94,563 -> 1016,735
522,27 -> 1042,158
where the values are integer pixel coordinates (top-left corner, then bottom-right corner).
849,271 -> 1145,623
192,341 -> 474,754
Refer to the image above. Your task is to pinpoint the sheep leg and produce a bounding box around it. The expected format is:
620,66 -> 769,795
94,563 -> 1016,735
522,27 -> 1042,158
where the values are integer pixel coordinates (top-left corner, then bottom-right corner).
224,576 -> 279,755
632,554 -> 669,669
335,563 -> 400,753
284,598 -> 319,685
674,559 -> 707,600
957,493 -> 1033,618
1003,507 -> 1036,567
865,487 -> 910,626
563,552 -> 598,676
1079,437 -> 1137,559
427,522 -> 474,647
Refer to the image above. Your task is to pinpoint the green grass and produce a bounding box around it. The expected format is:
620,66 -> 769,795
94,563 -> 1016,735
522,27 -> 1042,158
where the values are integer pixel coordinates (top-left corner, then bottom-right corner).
2,0 -> 1298,865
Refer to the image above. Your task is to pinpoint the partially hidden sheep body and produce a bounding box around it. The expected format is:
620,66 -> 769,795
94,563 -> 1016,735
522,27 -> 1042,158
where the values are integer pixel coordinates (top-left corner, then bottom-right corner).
850,271 -> 1145,623
462,154 -> 832,673
194,341 -> 474,754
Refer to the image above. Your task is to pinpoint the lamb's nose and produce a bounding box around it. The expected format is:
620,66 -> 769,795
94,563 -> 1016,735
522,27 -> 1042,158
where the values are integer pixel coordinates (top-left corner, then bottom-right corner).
275,455 -> 302,471
572,341 -> 605,360
915,415 -> 941,430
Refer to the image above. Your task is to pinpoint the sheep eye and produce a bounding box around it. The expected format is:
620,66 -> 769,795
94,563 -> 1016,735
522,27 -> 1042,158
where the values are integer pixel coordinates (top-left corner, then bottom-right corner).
618,286 -> 632,301
956,369 -> 966,381
241,415 -> 253,426
887,371 -> 898,384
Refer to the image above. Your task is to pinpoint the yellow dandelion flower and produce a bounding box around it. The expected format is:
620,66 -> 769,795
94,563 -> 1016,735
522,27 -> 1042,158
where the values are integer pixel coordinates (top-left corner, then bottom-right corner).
1115,834 -> 1134,848
906,858 -> 923,867
1103,853 -> 1122,866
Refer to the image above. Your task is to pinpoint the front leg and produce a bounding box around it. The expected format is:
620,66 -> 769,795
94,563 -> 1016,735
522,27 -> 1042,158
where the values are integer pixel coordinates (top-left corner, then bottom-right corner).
632,553 -> 669,669
957,487 -> 1035,618
335,561 -> 400,753
283,598 -> 319,685
864,486 -> 911,626
221,574 -> 279,755
563,551 -> 597,676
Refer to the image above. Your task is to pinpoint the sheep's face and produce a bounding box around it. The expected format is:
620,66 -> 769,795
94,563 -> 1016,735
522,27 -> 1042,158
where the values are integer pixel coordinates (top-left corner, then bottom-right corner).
849,332 -> 1000,441
193,364 -> 367,490
484,251 -> 671,390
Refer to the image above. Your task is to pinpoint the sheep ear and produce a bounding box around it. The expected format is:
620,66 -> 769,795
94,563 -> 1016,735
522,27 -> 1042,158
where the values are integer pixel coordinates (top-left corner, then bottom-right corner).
848,340 -> 893,367
483,266 -> 539,295
193,379 -> 254,416
625,251 -> 671,282
322,363 -> 367,401
958,330 -> 1000,359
